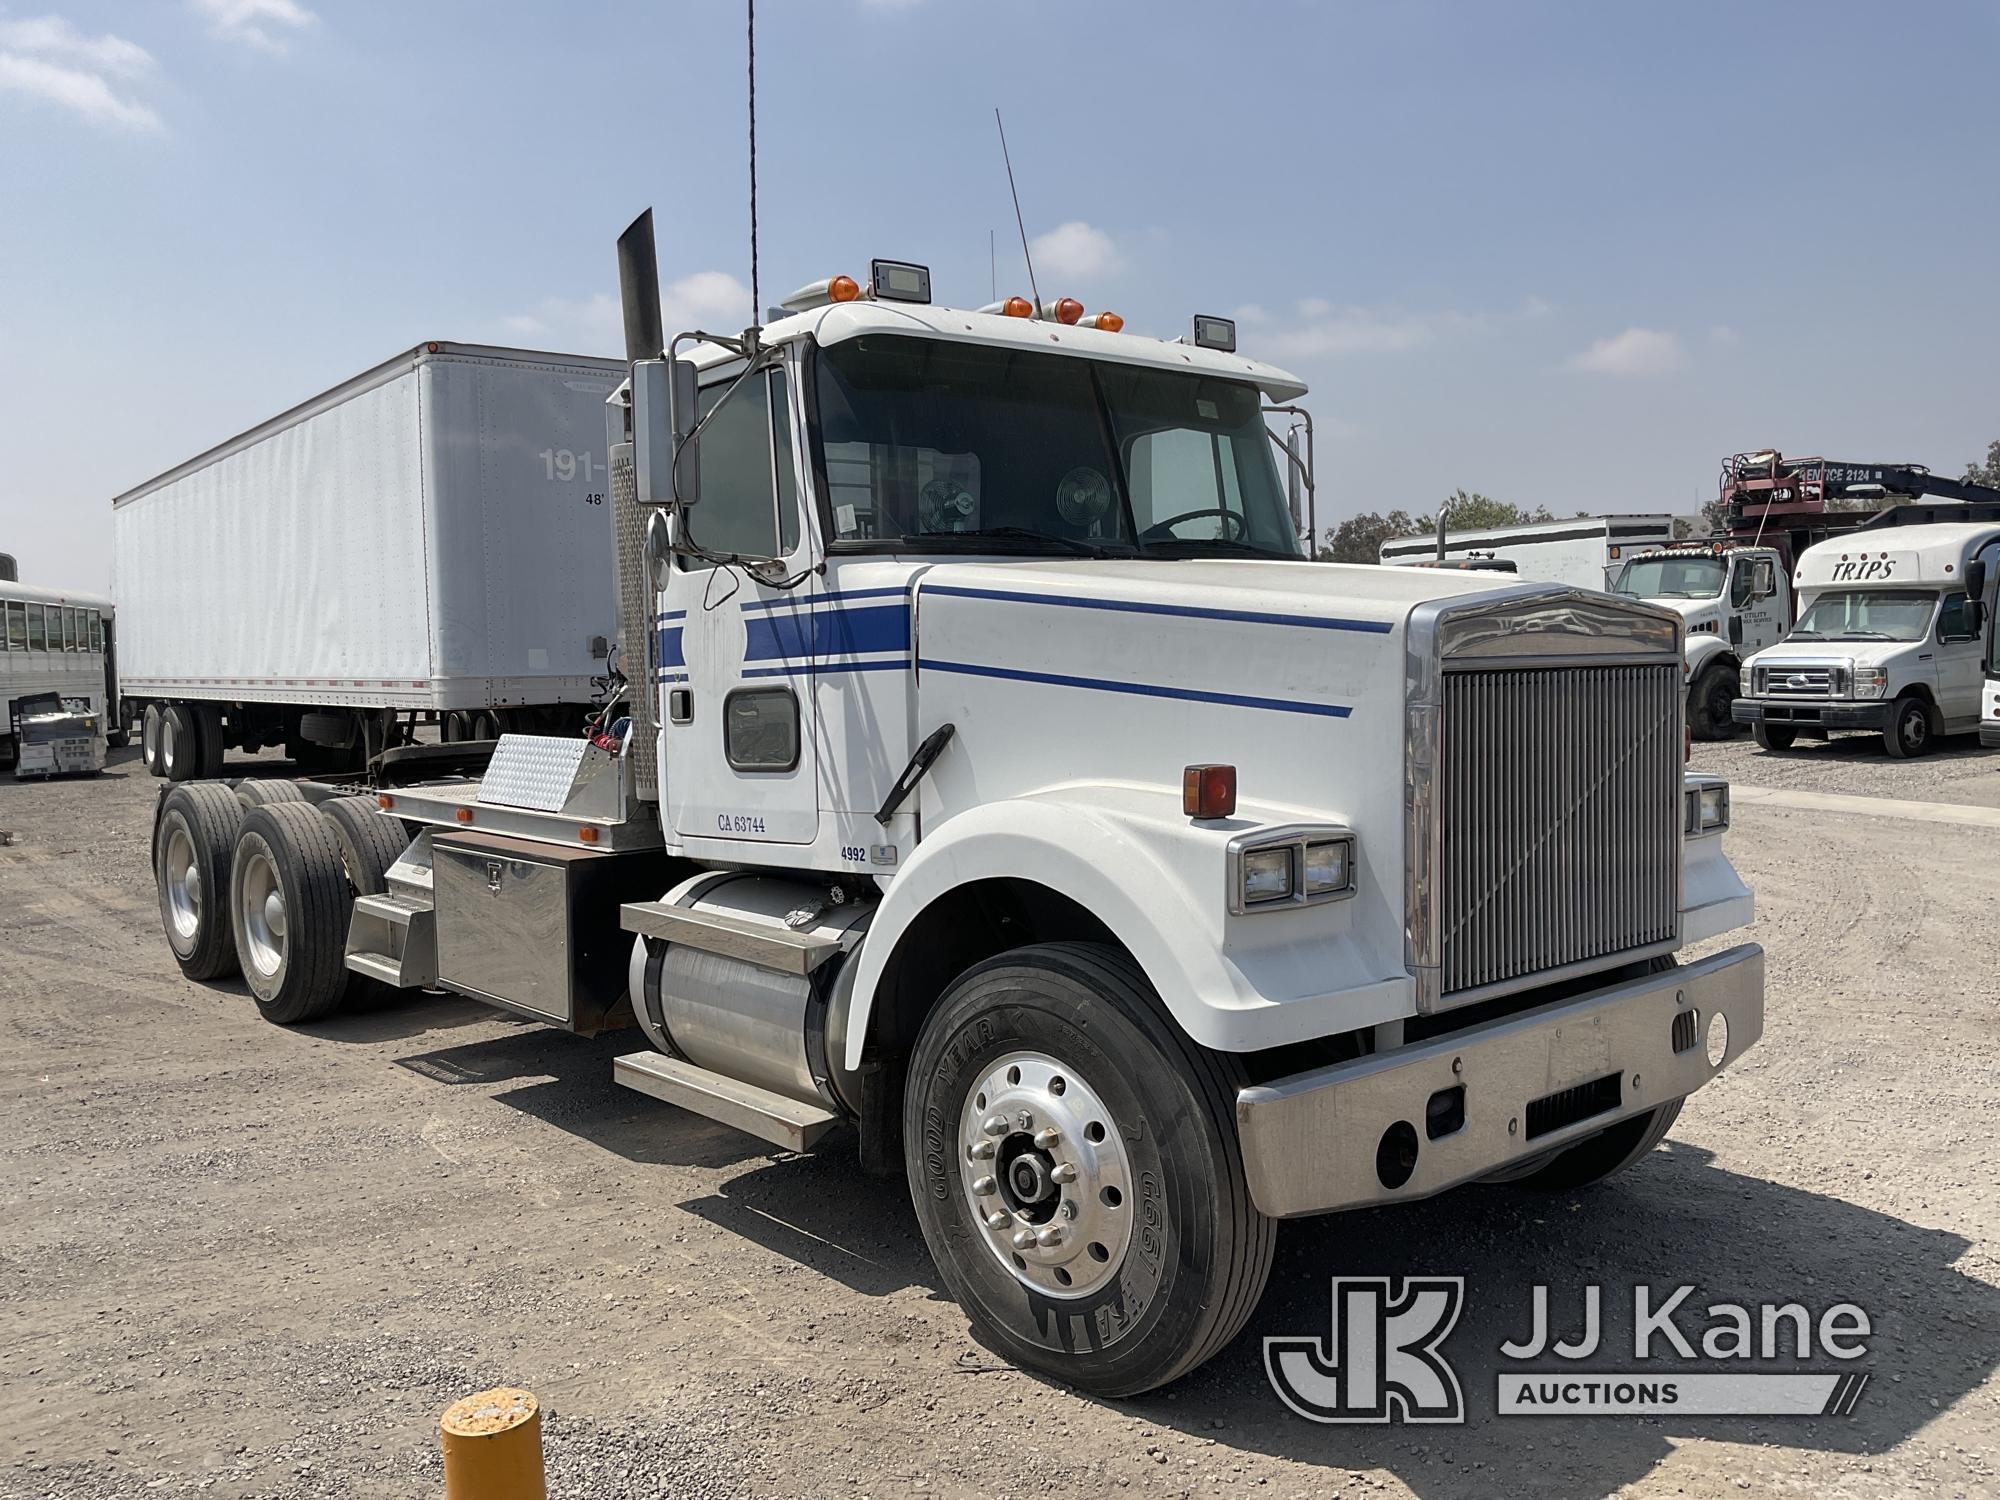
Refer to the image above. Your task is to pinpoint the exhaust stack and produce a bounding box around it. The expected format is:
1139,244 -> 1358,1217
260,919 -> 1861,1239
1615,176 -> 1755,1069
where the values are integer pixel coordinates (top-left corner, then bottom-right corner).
616,210 -> 665,366
610,209 -> 665,802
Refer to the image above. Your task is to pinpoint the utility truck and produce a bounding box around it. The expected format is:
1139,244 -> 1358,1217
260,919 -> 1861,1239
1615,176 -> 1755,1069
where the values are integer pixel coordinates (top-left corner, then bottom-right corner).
1379,513 -> 1672,590
1610,542 -> 1789,738
111,343 -> 625,781
148,214 -> 1765,1395
1734,514 -> 2000,757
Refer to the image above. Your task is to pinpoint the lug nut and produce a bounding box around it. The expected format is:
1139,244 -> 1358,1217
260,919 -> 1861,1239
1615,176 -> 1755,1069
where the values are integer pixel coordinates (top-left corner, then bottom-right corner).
1011,1229 -> 1036,1250
1033,1127 -> 1060,1150
984,1210 -> 1010,1230
967,1139 -> 996,1160
971,1175 -> 997,1197
1050,1162 -> 1077,1184
1035,1226 -> 1063,1248
982,1115 -> 1009,1137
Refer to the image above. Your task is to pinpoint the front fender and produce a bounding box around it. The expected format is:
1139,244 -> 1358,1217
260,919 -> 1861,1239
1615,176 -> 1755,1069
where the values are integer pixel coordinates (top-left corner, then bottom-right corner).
845,783 -> 1413,1069
1684,634 -> 1734,675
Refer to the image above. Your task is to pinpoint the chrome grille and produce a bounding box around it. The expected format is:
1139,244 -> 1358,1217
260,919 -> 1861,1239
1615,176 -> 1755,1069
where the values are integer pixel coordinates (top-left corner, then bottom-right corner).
1438,662 -> 1682,997
1754,663 -> 1844,697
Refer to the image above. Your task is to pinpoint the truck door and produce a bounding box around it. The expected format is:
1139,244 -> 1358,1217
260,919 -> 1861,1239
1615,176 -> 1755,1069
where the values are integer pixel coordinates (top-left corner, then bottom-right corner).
659,363 -> 821,846
1734,554 -> 1784,651
1933,591 -> 1985,723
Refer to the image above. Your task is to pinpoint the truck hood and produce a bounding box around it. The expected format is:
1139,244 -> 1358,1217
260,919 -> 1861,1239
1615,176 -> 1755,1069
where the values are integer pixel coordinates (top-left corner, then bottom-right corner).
1750,637 -> 1919,671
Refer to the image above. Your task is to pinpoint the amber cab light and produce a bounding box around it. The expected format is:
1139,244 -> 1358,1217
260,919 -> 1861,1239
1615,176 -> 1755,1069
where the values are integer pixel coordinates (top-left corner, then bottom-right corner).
828,274 -> 862,303
1048,297 -> 1085,325
1183,763 -> 1238,820
1001,295 -> 1034,318
1091,311 -> 1125,332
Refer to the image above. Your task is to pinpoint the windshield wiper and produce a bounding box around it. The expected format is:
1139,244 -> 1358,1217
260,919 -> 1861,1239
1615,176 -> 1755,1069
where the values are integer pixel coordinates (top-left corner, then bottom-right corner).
1835,630 -> 1897,640
1788,629 -> 1823,639
903,527 -> 1129,558
1141,536 -> 1295,560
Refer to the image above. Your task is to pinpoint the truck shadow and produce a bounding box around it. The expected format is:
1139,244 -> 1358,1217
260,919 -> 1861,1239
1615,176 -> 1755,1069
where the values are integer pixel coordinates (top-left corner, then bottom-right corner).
1117,1139 -> 1989,1497
1753,731 -> 1991,764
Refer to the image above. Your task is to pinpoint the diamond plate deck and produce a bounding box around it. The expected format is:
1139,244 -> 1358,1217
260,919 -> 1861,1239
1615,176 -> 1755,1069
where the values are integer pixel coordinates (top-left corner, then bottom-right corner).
477,734 -> 591,811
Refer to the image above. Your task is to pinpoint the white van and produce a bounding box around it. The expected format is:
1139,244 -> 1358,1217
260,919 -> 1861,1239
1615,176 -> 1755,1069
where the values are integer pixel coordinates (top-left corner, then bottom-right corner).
1733,521 -> 2000,757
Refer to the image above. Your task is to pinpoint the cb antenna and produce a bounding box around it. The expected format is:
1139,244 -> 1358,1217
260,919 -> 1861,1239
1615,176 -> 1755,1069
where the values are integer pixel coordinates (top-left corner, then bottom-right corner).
746,0 -> 761,328
995,108 -> 1042,315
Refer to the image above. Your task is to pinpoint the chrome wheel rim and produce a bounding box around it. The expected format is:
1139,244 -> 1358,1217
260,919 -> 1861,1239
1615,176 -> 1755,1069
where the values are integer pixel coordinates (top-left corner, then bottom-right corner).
959,1050 -> 1134,1300
160,719 -> 178,774
238,847 -> 287,980
163,824 -> 202,942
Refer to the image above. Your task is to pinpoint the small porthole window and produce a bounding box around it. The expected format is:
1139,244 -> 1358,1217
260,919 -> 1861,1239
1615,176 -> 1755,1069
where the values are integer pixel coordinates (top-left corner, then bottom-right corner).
724,687 -> 800,772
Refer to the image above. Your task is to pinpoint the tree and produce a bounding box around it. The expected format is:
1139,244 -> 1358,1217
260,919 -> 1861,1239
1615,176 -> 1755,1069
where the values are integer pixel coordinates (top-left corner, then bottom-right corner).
1964,440 -> 2000,487
1673,496 -> 1730,540
1316,491 -> 1562,563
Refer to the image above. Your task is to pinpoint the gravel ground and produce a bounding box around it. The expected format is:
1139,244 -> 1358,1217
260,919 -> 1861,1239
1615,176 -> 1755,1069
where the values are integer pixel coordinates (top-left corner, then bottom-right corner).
1697,727 -> 2000,807
2,743 -> 1997,1499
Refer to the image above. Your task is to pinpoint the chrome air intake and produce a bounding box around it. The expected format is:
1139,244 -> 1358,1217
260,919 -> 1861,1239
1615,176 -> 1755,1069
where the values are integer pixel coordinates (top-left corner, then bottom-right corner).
1406,588 -> 1684,1013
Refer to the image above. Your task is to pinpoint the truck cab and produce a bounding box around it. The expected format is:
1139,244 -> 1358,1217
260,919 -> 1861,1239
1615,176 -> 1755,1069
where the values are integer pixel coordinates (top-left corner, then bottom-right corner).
1611,543 -> 1789,738
150,219 -> 1766,1397
1733,522 -> 2000,757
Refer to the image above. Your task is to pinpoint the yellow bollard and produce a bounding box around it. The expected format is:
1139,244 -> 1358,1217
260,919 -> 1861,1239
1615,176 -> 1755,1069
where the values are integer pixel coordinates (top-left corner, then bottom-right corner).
439,1386 -> 546,1500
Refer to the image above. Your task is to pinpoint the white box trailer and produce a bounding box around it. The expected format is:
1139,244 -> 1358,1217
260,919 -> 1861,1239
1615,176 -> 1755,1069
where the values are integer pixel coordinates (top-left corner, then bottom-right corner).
112,342 -> 625,779
1380,513 -> 1674,591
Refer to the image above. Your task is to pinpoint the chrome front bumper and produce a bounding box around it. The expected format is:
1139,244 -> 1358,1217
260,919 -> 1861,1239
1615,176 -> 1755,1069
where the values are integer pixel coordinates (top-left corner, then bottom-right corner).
1235,943 -> 1764,1218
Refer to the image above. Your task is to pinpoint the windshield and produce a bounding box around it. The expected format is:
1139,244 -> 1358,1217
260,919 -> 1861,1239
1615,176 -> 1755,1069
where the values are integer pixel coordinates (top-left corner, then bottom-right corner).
1612,555 -> 1726,599
809,334 -> 1300,557
1790,589 -> 1936,642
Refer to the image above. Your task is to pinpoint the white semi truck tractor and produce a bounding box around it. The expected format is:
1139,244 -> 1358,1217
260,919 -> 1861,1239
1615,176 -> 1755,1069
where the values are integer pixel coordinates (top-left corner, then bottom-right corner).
149,213 -> 1766,1394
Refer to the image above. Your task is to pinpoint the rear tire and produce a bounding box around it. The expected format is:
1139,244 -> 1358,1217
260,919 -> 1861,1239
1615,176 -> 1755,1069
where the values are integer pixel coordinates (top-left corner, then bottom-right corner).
236,779 -> 306,809
229,802 -> 352,1025
142,703 -> 164,776
1882,695 -> 1932,759
904,942 -> 1274,1396
320,795 -> 410,896
1751,722 -> 1795,752
154,783 -> 244,980
1689,662 -> 1739,741
159,703 -> 200,782
192,703 -> 226,779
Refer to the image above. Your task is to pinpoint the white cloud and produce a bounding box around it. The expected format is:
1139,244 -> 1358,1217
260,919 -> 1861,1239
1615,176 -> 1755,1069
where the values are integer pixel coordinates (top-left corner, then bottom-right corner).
500,272 -> 755,353
1567,327 -> 1688,377
1258,297 -> 1549,362
1028,221 -> 1120,282
1232,303 -> 1269,325
190,0 -> 316,53
0,17 -> 160,131
1708,324 -> 1740,346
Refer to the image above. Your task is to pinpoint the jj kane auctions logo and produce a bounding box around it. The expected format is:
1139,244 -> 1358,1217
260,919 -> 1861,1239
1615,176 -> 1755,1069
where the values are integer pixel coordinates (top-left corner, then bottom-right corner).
1267,1278 -> 1873,1423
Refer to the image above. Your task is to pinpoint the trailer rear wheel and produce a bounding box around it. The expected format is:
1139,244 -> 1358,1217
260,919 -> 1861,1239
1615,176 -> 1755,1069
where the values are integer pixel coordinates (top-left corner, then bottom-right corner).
159,703 -> 201,782
320,795 -> 409,896
154,783 -> 244,980
904,942 -> 1274,1396
1751,723 -> 1795,752
142,703 -> 163,776
1883,695 -> 1932,759
235,779 -> 306,809
229,802 -> 352,1025
192,703 -> 226,778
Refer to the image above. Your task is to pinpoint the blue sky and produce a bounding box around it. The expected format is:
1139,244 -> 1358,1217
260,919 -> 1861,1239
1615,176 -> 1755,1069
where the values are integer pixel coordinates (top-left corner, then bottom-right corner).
2,0 -> 1995,591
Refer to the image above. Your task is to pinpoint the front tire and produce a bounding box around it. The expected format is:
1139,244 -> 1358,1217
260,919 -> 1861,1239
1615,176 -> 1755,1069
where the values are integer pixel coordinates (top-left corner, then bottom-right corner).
1514,1098 -> 1683,1190
1752,722 -> 1795,752
229,802 -> 353,1025
1882,695 -> 1932,759
903,942 -> 1274,1396
1689,662 -> 1739,741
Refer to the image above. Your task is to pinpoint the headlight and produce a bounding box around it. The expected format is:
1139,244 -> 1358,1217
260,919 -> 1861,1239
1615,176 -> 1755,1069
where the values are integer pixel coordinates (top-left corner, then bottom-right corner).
1851,665 -> 1888,699
1739,662 -> 1754,696
1684,779 -> 1729,835
1229,827 -> 1356,912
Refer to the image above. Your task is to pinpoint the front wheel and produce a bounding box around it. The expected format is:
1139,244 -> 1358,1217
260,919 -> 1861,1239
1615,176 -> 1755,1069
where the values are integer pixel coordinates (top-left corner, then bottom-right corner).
903,942 -> 1274,1396
1513,1099 -> 1683,1190
1882,695 -> 1932,759
1752,722 -> 1795,752
1689,662 -> 1739,741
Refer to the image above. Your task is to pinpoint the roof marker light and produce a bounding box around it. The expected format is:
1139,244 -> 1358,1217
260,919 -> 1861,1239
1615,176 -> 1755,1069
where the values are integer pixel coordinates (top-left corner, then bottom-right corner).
1090,311 -> 1124,332
1001,296 -> 1033,318
1044,297 -> 1085,325
828,274 -> 862,303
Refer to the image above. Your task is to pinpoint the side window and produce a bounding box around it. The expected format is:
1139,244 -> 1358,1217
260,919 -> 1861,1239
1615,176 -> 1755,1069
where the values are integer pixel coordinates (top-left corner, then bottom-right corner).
0,600 -> 15,651
88,611 -> 103,653
681,369 -> 796,564
1729,562 -> 1754,609
26,605 -> 45,651
59,608 -> 75,651
1937,593 -> 1975,643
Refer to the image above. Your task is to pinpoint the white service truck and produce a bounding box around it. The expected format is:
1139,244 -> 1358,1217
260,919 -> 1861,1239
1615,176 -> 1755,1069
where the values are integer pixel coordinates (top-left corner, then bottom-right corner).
1379,513 -> 1673,590
112,343 -> 626,781
1610,542 -> 1790,738
1734,518 -> 2000,756
147,216 -> 1765,1395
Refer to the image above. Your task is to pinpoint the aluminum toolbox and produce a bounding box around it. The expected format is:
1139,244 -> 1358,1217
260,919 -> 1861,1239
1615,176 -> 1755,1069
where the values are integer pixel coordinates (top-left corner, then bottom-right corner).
431,831 -> 660,1033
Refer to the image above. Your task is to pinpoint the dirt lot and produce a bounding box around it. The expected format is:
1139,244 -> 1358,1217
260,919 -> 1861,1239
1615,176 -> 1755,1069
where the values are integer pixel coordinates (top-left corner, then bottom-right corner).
3,736 -> 1997,1500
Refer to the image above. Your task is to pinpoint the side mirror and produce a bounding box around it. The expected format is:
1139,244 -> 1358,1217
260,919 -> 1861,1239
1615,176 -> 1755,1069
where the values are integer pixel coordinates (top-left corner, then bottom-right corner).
631,357 -> 703,508
1285,429 -> 1305,533
643,507 -> 673,584
669,356 -> 700,507
1965,559 -> 1987,601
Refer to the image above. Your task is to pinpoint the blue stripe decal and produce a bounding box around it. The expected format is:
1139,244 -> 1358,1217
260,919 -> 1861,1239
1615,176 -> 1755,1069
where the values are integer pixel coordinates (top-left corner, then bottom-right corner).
921,583 -> 1391,635
656,671 -> 689,684
742,658 -> 911,679
656,625 -> 686,669
745,602 -> 911,662
918,658 -> 1351,718
740,586 -> 913,612
655,609 -> 688,623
